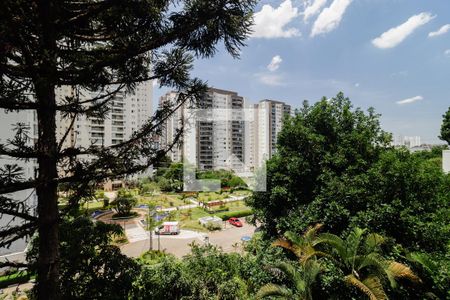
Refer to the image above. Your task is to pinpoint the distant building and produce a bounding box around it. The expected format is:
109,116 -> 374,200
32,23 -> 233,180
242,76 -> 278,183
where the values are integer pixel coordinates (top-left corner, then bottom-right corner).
443,150 -> 450,174
159,91 -> 185,162
56,82 -> 153,148
0,110 -> 38,256
196,88 -> 245,171
250,99 -> 291,169
393,135 -> 422,148
159,91 -> 291,173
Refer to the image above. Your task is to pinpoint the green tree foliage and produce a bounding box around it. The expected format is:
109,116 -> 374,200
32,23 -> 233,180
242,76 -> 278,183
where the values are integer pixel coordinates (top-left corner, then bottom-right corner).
316,228 -> 420,300
266,226 -> 424,300
248,93 -> 391,236
440,107 -> 450,145
256,260 -> 321,300
247,94 -> 450,298
198,168 -> 247,189
154,163 -> 248,192
131,244 -> 282,300
407,252 -> 450,299
0,0 -> 255,297
248,93 -> 449,252
111,190 -> 137,216
27,217 -> 139,299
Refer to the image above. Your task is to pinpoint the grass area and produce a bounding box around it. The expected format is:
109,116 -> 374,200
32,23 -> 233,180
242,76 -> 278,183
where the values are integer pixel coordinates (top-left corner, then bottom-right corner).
197,192 -> 229,202
0,271 -> 31,288
138,194 -> 189,208
175,201 -> 251,232
58,200 -> 107,215
231,190 -> 251,197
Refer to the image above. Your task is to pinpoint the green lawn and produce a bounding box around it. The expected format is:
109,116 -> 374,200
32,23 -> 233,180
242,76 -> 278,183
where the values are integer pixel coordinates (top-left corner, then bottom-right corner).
175,201 -> 250,232
138,194 -> 189,208
58,200 -> 106,215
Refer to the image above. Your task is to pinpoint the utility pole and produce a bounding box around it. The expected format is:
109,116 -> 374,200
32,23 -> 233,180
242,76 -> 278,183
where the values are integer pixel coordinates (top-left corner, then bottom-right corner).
157,231 -> 161,251
148,206 -> 153,251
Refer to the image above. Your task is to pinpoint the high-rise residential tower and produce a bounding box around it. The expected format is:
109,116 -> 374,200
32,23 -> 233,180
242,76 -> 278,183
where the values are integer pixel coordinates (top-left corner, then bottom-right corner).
159,88 -> 245,172
55,82 -> 153,149
251,99 -> 291,169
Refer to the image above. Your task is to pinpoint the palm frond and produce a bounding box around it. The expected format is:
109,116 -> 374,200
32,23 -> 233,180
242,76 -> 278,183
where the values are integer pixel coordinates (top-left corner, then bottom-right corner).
303,224 -> 323,241
300,249 -> 330,265
256,283 -> 293,299
303,259 -> 322,287
355,253 -> 386,273
407,252 -> 437,274
345,275 -> 388,300
315,233 -> 346,260
285,231 -> 306,246
346,227 -> 366,259
365,233 -> 385,251
273,237 -> 304,259
385,261 -> 421,288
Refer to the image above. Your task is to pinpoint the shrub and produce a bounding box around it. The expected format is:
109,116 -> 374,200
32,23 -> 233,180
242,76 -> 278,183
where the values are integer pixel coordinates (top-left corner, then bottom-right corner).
218,210 -> 253,221
111,192 -> 137,216
205,222 -> 222,231
0,271 -> 31,288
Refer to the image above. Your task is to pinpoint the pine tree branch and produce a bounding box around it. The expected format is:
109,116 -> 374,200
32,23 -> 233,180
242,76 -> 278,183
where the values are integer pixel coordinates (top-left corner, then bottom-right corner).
0,222 -> 36,248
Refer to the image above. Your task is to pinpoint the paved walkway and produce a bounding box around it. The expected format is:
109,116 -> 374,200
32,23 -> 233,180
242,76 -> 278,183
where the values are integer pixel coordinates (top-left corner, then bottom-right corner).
121,218 -> 256,258
124,223 -> 149,243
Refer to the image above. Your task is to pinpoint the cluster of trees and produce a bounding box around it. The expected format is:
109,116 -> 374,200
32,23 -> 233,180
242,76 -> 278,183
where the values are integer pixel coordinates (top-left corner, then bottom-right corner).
5,96 -> 448,299
248,94 -> 450,299
149,162 -> 247,193
0,1 -> 255,298
23,216 -> 446,300
1,0 -> 449,297
111,189 -> 138,217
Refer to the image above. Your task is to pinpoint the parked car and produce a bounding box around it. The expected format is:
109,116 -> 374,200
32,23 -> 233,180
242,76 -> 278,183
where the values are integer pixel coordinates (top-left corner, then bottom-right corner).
228,217 -> 243,227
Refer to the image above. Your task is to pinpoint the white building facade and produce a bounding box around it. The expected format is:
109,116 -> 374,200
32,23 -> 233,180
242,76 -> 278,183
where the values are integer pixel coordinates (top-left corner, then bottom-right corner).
250,99 -> 291,169
56,82 -> 153,148
159,91 -> 291,174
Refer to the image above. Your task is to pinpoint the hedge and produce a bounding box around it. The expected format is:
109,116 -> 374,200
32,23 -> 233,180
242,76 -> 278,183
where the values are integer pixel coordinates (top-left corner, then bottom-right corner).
0,271 -> 31,288
217,209 -> 253,221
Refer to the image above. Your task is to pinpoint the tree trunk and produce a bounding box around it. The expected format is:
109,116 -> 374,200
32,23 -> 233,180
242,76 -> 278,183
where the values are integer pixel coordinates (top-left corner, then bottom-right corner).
35,81 -> 60,300
35,1 -> 60,299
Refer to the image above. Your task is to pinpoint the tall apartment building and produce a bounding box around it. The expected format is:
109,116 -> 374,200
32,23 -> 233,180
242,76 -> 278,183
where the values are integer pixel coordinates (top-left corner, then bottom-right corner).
159,90 -> 291,174
392,135 -> 422,148
0,110 -> 38,256
249,99 -> 291,169
159,88 -> 245,171
56,82 -> 153,148
159,91 -> 185,162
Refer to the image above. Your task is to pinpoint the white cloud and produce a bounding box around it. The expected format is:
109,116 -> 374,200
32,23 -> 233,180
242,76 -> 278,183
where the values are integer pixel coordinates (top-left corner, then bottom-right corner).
256,73 -> 285,86
445,49 -> 450,57
252,0 -> 300,38
354,83 -> 360,87
267,55 -> 283,72
372,12 -> 435,49
303,0 -> 327,23
428,24 -> 450,37
390,70 -> 409,78
310,0 -> 353,37
396,95 -> 423,105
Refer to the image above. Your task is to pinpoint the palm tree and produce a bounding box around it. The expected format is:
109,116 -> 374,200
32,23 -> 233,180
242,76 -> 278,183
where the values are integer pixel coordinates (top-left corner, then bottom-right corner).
256,259 -> 321,300
317,227 -> 421,300
272,224 -> 329,264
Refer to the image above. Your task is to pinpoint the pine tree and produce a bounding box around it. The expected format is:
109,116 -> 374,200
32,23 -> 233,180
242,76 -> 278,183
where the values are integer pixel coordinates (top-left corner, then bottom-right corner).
0,0 -> 255,298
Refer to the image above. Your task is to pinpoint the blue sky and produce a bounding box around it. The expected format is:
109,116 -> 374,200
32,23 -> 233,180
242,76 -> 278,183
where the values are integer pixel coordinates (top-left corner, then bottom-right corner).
155,0 -> 450,143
